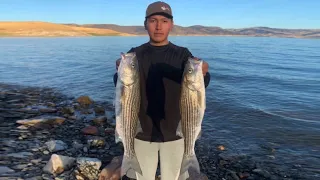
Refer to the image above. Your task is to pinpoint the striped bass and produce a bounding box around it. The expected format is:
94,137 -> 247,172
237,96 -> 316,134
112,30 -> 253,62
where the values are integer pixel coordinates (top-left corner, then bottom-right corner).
114,52 -> 142,177
179,57 -> 206,175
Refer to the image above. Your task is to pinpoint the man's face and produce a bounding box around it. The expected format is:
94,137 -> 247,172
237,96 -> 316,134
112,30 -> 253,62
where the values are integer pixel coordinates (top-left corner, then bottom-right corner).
145,15 -> 173,43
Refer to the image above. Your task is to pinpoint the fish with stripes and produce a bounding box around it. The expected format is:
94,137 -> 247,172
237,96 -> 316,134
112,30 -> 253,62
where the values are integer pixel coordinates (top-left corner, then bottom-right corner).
114,52 -> 142,177
179,57 -> 206,175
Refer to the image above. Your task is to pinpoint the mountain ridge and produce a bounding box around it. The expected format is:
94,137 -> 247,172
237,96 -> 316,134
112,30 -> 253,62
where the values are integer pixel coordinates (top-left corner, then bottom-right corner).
65,23 -> 320,39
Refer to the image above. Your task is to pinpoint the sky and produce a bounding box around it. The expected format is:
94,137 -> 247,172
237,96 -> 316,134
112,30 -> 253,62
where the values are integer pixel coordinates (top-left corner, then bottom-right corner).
0,0 -> 319,29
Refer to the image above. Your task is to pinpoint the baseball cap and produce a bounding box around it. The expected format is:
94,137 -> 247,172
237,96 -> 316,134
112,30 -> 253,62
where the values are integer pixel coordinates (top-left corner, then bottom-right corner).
145,1 -> 173,19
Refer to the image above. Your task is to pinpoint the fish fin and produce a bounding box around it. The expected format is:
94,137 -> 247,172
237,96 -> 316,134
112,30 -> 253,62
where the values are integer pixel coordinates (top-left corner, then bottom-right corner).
114,128 -> 122,143
135,119 -> 143,135
121,154 -> 142,177
180,155 -> 200,176
196,130 -> 202,140
176,120 -> 184,138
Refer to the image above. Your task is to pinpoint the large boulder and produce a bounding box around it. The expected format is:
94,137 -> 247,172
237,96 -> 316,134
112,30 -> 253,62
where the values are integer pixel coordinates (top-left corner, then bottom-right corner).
76,96 -> 94,107
43,154 -> 75,176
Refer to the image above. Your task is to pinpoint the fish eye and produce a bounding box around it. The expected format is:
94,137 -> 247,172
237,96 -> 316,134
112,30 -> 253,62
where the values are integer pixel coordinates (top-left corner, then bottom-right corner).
188,68 -> 193,73
131,62 -> 135,68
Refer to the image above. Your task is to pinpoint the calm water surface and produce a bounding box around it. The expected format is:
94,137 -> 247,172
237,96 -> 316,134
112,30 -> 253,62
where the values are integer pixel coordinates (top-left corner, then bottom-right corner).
1,36 -> 319,178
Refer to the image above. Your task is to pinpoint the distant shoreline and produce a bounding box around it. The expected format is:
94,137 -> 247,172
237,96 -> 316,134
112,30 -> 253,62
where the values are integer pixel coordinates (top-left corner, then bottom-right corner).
1,21 -> 319,39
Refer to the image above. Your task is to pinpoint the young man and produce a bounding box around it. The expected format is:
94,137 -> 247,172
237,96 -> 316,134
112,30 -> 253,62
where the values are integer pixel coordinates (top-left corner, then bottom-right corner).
100,1 -> 210,180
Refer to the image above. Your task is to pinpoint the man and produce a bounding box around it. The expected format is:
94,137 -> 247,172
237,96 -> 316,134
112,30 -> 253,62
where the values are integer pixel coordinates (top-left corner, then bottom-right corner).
100,1 -> 210,180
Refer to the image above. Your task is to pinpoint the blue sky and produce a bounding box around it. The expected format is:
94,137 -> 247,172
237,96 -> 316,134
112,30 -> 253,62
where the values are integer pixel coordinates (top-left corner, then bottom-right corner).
0,0 -> 319,29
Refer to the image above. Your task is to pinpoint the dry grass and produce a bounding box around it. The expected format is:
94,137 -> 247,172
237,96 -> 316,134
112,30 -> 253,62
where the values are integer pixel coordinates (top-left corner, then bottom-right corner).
0,21 -> 134,37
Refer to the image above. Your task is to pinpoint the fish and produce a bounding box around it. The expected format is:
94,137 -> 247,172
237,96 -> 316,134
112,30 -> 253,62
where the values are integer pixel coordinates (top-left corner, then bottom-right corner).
179,57 -> 206,175
114,52 -> 142,177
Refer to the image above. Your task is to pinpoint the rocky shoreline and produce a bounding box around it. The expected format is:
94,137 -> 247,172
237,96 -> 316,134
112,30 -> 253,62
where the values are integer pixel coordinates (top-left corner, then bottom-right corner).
0,83 -> 314,180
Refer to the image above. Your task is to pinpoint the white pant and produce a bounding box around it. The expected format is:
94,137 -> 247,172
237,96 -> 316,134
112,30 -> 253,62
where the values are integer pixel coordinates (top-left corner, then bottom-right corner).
126,138 -> 189,180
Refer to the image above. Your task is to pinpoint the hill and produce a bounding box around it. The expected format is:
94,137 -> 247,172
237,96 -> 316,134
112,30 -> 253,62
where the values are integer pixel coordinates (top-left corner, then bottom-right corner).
72,24 -> 320,39
0,22 -> 133,37
1,21 -> 319,38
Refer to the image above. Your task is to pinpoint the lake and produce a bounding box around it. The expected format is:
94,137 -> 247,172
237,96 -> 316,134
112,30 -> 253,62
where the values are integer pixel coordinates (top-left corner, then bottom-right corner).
1,36 -> 319,178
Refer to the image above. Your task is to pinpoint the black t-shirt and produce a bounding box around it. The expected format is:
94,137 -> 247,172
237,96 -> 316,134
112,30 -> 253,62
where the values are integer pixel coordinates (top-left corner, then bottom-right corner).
114,42 -> 210,142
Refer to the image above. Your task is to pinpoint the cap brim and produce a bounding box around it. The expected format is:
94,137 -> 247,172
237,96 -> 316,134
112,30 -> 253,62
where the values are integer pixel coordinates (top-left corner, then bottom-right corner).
146,12 -> 173,19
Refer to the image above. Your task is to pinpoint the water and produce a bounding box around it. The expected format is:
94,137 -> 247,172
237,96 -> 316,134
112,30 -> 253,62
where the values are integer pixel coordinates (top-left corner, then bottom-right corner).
1,36 -> 320,176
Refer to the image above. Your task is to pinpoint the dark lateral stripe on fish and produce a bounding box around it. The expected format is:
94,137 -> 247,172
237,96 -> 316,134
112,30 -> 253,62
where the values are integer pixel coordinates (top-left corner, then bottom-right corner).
121,84 -> 140,157
181,89 -> 199,156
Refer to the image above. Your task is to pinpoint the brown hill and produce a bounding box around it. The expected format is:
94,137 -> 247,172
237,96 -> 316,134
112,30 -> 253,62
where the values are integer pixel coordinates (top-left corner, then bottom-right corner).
72,24 -> 320,39
0,21 -> 133,37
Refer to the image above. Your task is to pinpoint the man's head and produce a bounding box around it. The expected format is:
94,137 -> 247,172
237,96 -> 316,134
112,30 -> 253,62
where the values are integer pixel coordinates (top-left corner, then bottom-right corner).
144,1 -> 174,46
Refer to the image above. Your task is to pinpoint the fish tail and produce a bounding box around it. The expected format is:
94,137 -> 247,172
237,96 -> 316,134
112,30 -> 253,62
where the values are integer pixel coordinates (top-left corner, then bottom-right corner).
114,129 -> 122,144
176,121 -> 184,138
180,154 -> 200,175
121,154 -> 142,177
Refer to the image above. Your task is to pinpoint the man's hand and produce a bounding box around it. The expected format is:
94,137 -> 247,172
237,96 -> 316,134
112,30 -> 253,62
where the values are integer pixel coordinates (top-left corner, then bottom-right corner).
194,57 -> 209,75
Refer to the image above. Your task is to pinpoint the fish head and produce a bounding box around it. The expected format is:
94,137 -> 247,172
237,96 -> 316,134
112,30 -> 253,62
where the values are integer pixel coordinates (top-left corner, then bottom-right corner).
183,57 -> 204,91
118,52 -> 139,86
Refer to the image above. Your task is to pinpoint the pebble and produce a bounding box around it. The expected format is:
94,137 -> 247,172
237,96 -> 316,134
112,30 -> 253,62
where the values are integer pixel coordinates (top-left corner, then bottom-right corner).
45,140 -> 68,152
43,150 -> 50,155
11,164 -> 28,170
7,152 -> 33,158
0,166 -> 15,174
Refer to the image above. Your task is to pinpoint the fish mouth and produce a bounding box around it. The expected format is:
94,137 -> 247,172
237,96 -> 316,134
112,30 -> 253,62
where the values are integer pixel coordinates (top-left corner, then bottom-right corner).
119,75 -> 138,86
120,80 -> 137,86
186,81 -> 201,91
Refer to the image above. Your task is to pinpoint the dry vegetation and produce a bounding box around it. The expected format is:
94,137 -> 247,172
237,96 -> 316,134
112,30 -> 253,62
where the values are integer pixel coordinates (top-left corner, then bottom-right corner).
0,21 -> 134,37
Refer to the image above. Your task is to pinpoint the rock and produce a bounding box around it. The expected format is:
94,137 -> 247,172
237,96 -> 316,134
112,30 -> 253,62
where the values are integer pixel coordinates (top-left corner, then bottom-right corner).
61,107 -> 74,115
87,136 -> 105,147
16,107 -> 39,114
17,125 -> 29,130
74,169 -> 85,180
94,106 -> 105,115
217,145 -> 226,151
42,173 -> 53,180
55,169 -> 73,180
36,106 -> 57,113
81,126 -> 98,136
238,172 -> 250,179
68,115 -> 77,120
45,140 -> 68,152
3,139 -> 17,148
43,154 -> 75,176
98,156 -> 123,179
0,166 -> 15,174
72,141 -> 84,150
76,157 -> 102,180
111,167 -> 122,180
83,147 -> 88,153
253,169 -> 271,178
25,176 -> 43,180
187,168 -> 209,180
43,150 -> 50,155
105,128 -> 115,134
76,96 -> 94,107
31,158 -> 42,165
46,102 -> 56,107
226,170 -> 239,180
16,116 -> 65,126
93,116 -> 107,126
11,164 -> 28,170
7,152 -> 33,158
